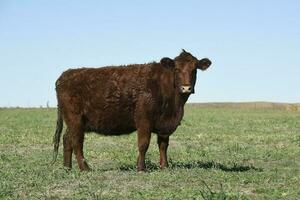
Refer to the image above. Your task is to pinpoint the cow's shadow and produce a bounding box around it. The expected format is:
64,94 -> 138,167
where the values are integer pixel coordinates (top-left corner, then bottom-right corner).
118,160 -> 263,172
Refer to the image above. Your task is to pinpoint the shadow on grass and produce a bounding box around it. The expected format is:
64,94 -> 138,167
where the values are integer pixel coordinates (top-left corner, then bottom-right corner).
118,160 -> 263,172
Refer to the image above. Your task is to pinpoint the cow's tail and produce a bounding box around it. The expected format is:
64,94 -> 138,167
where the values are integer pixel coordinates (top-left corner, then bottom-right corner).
52,107 -> 63,164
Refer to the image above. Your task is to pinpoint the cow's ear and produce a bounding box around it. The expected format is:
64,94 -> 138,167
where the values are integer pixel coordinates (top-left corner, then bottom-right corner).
160,57 -> 175,69
197,58 -> 212,71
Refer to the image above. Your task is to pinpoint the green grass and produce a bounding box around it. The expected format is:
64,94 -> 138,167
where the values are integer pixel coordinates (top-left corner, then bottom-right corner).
0,105 -> 299,199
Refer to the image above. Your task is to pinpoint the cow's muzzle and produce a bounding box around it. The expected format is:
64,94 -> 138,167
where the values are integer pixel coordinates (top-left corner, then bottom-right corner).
180,85 -> 192,94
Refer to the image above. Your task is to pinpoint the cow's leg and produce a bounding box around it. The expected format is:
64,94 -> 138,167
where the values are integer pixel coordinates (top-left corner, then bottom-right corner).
63,128 -> 73,169
72,129 -> 90,171
157,135 -> 169,169
136,126 -> 151,172
67,120 -> 90,171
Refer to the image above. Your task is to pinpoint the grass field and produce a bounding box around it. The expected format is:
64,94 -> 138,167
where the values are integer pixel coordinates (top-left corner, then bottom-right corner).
0,104 -> 299,199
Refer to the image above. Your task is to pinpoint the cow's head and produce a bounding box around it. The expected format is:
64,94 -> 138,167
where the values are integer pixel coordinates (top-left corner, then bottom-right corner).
160,49 -> 211,94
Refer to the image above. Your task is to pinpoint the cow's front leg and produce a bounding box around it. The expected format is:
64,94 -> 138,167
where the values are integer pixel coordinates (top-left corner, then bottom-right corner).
136,126 -> 151,172
157,135 -> 169,169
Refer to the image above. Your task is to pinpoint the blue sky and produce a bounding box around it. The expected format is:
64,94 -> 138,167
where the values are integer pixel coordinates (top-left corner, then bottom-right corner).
0,0 -> 299,107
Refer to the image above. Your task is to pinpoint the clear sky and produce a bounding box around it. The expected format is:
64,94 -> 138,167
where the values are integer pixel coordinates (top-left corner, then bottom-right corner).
0,0 -> 299,107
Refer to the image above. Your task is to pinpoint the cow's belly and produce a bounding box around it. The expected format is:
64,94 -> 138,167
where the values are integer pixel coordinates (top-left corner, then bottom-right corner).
88,126 -> 136,135
84,119 -> 136,135
84,93 -> 136,135
83,106 -> 136,135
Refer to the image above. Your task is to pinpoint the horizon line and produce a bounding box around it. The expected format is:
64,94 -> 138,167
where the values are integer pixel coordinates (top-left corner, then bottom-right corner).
1,101 -> 299,109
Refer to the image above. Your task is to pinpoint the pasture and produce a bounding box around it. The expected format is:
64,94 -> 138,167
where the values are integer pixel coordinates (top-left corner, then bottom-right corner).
0,104 -> 299,199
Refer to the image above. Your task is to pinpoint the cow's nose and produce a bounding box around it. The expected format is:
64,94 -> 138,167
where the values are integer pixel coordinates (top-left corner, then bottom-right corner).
180,85 -> 192,93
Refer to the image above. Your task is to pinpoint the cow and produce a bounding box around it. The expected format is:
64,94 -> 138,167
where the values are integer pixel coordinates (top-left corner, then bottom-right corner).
52,49 -> 211,171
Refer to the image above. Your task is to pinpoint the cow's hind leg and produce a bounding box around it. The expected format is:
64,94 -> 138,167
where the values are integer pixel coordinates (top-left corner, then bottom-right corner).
63,129 -> 73,169
70,125 -> 90,171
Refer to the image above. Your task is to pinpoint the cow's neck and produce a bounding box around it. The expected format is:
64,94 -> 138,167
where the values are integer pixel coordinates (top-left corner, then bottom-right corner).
173,89 -> 188,109
162,75 -> 190,116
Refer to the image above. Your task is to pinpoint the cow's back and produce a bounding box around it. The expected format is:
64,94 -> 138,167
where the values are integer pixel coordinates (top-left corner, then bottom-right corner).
56,65 -> 151,135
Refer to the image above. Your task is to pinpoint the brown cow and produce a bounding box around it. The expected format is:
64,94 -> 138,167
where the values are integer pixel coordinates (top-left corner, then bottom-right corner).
52,49 -> 211,171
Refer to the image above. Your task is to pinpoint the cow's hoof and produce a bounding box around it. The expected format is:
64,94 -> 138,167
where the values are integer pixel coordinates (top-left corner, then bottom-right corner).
63,166 -> 72,172
137,167 -> 147,172
79,161 -> 91,171
160,166 -> 169,170
80,166 -> 91,172
160,162 -> 169,170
